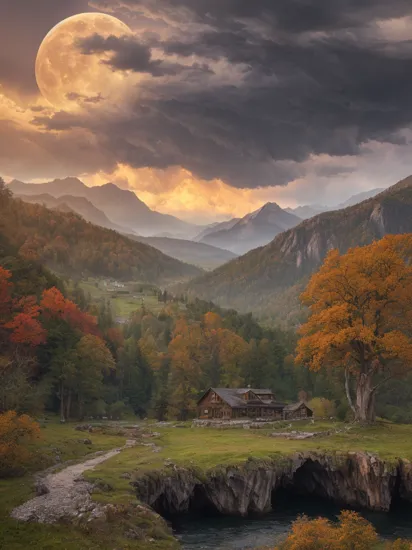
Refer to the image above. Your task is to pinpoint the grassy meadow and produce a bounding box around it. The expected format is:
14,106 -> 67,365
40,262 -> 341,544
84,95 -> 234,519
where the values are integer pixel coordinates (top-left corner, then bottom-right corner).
3,418 -> 412,549
77,278 -> 185,319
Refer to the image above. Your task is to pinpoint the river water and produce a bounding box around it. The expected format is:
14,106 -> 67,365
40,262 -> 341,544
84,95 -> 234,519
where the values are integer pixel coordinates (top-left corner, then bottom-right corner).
174,493 -> 412,549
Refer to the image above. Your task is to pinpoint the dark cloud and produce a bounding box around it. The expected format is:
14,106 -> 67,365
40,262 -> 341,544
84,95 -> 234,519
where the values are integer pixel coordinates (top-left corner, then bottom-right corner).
77,34 -> 185,76
96,0 -> 412,33
44,26 -> 412,187
314,164 -> 355,179
2,0 -> 412,190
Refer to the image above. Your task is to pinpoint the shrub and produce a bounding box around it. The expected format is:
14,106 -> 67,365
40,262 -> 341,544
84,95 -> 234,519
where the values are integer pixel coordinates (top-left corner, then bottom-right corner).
308,397 -> 336,419
0,410 -> 40,477
275,511 -> 378,549
389,541 -> 412,550
108,400 -> 134,420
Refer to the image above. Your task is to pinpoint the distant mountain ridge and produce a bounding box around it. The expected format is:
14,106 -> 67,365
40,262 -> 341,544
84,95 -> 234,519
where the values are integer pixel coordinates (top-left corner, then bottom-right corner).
286,188 -> 385,220
182,176 -> 412,323
8,178 -> 202,238
194,218 -> 241,242
129,235 -> 238,270
1,185 -> 203,285
337,188 -> 385,209
13,192 -> 130,233
198,202 -> 301,254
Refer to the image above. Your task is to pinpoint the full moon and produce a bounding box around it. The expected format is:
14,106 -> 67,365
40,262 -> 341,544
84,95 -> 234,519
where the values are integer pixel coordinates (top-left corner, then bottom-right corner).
35,13 -> 133,108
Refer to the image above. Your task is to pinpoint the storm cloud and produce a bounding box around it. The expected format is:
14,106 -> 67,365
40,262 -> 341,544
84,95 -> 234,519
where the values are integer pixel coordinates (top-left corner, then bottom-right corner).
2,0 -> 412,192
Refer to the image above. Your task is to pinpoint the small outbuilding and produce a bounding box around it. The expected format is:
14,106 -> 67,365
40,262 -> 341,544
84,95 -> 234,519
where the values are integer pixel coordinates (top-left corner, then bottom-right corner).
283,401 -> 314,420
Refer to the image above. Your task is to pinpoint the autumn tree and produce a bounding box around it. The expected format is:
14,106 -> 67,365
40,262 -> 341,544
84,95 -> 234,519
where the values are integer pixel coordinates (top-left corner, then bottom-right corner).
296,235 -> 412,424
168,318 -> 206,420
216,328 -> 248,387
0,411 -> 40,477
0,267 -> 47,413
39,287 -> 102,420
275,511 -> 378,550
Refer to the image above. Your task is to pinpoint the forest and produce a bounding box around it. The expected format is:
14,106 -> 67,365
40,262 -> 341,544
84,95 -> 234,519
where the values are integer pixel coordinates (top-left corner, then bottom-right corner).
3,175 -> 412,480
0,181 -> 201,285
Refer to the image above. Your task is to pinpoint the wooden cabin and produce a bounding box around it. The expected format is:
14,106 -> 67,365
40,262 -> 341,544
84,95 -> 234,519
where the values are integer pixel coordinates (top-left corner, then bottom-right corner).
197,388 -> 313,421
283,401 -> 313,420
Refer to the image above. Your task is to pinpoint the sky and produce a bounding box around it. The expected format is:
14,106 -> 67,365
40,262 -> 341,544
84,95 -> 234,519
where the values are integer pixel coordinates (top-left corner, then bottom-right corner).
1,0 -> 412,223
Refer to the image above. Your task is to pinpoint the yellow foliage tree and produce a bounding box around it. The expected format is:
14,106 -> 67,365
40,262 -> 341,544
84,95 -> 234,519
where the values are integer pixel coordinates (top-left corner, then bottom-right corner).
296,235 -> 412,424
0,411 -> 40,477
308,398 -> 336,419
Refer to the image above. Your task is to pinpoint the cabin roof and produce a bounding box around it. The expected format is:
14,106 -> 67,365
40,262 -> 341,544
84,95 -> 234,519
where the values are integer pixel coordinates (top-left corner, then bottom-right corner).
198,387 -> 283,409
283,401 -> 312,412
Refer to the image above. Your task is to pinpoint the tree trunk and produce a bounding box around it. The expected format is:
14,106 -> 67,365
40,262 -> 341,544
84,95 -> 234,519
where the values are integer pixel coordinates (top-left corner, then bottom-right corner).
355,372 -> 376,424
345,367 -> 356,415
60,381 -> 65,422
66,390 -> 72,421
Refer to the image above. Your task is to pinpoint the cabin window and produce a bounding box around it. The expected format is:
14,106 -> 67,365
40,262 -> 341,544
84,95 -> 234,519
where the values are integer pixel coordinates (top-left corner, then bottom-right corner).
211,392 -> 221,403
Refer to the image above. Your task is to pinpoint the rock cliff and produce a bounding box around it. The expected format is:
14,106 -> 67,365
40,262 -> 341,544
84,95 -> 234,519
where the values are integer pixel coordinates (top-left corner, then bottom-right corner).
132,452 -> 412,517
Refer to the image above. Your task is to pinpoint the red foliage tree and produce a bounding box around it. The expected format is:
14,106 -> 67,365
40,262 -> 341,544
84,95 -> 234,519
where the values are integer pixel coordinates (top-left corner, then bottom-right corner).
41,287 -> 98,335
1,268 -> 46,348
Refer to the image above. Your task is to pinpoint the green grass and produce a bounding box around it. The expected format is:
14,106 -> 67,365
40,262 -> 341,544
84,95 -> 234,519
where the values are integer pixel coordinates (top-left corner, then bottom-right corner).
78,278 -> 174,318
82,419 -> 412,513
0,419 -> 129,550
4,419 -> 412,549
26,418 -> 127,467
87,420 -> 412,481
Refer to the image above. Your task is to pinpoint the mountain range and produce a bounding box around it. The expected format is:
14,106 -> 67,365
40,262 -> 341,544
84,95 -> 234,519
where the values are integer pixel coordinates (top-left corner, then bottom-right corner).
197,203 -> 302,255
194,218 -> 241,242
8,178 -> 202,238
181,176 -> 412,324
129,235 -> 237,270
285,188 -> 385,220
1,185 -> 203,285
12,192 -> 129,233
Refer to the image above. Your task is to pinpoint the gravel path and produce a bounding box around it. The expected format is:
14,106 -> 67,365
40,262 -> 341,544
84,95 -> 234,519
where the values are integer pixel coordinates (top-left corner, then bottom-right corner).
11,440 -> 136,524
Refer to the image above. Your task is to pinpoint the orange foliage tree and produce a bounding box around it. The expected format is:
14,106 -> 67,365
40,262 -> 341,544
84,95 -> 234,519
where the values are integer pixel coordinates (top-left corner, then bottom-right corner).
296,235 -> 412,423
168,317 -> 205,420
275,511 -> 378,550
0,411 -> 40,477
216,328 -> 249,387
167,313 -> 250,419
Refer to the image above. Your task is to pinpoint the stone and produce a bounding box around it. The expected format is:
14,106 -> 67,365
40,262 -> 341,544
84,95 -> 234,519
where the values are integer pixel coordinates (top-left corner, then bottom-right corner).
35,482 -> 49,496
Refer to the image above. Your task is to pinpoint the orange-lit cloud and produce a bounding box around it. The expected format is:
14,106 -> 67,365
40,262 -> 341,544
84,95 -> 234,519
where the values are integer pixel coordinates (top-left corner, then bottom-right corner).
83,164 -> 267,223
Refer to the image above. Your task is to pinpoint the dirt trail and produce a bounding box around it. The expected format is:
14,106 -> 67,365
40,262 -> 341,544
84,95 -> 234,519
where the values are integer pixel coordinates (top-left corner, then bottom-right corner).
11,440 -> 136,524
